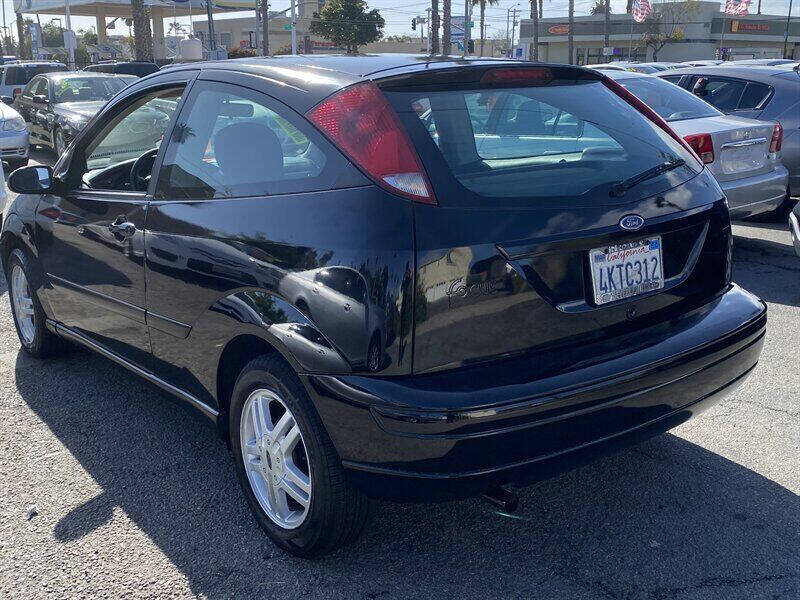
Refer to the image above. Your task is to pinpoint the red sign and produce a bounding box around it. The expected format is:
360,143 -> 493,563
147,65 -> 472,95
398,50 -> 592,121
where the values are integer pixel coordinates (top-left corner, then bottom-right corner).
548,24 -> 570,35
730,20 -> 769,32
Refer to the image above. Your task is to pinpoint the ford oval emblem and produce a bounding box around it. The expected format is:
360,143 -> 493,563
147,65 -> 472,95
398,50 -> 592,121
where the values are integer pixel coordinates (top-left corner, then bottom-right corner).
619,215 -> 645,231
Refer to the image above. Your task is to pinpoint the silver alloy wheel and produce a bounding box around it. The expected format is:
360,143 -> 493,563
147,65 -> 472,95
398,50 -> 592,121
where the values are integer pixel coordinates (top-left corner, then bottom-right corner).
10,264 -> 35,345
240,388 -> 312,529
54,129 -> 65,156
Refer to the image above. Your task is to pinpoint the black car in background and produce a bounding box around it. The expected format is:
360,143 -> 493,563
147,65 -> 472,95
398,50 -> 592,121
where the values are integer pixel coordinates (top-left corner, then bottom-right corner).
13,72 -> 131,155
83,61 -> 160,77
1,56 -> 767,557
659,65 -> 800,208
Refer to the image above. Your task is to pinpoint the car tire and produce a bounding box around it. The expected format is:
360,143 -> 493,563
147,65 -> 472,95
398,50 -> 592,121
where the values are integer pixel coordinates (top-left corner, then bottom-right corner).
229,354 -> 370,557
5,158 -> 28,171
53,127 -> 66,157
6,248 -> 66,358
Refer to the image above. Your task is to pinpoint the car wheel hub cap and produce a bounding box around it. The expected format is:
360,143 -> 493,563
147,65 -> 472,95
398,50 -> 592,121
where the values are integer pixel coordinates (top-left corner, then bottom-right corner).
240,389 -> 311,530
11,265 -> 35,345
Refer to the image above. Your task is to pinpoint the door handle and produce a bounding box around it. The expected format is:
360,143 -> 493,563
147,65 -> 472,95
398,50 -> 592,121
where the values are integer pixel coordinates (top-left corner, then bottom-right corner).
108,217 -> 136,237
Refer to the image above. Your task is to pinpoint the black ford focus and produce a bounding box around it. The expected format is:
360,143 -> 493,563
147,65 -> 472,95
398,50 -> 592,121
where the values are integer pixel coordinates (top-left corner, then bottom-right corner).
1,55 -> 766,557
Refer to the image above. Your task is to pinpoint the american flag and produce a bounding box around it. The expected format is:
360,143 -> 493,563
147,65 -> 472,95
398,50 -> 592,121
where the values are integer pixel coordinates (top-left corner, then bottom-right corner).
632,0 -> 652,23
725,0 -> 751,15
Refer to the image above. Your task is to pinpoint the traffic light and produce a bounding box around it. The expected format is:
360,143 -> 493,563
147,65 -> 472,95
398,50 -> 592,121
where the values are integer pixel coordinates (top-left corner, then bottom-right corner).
411,18 -> 416,31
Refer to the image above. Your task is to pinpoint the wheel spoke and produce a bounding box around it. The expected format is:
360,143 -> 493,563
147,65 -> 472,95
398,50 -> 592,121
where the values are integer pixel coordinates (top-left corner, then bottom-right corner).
280,477 -> 310,508
270,410 -> 293,440
284,463 -> 311,495
280,424 -> 301,456
272,483 -> 291,519
250,397 -> 266,439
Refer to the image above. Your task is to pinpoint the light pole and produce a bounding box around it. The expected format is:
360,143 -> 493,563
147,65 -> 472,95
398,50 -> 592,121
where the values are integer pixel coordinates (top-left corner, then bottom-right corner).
290,0 -> 297,55
784,0 -> 794,59
506,3 -> 519,58
64,0 -> 74,68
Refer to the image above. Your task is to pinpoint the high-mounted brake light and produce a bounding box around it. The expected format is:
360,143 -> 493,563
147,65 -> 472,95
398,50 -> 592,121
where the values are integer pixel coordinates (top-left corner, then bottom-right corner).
306,81 -> 435,204
600,76 -> 702,165
684,133 -> 714,164
769,123 -> 782,153
481,67 -> 553,85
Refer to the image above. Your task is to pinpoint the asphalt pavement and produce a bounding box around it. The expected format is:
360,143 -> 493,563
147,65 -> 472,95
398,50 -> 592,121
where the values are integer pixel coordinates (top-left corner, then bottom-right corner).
0,151 -> 797,599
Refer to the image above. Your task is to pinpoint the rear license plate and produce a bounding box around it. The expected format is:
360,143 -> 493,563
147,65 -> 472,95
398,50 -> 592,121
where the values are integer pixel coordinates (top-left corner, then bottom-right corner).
590,237 -> 664,305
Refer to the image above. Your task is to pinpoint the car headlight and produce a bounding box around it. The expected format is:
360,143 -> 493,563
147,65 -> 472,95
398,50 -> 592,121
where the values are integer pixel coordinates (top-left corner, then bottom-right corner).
64,117 -> 87,132
2,116 -> 26,132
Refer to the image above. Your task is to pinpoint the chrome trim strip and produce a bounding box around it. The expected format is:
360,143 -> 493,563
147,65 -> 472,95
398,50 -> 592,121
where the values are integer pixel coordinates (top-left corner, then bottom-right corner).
145,311 -> 192,339
49,320 -> 218,421
47,273 -> 147,324
720,138 -> 767,150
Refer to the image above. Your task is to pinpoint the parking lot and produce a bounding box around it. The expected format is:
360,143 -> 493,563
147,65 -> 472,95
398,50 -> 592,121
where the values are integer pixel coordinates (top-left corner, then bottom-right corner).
0,150 -> 797,599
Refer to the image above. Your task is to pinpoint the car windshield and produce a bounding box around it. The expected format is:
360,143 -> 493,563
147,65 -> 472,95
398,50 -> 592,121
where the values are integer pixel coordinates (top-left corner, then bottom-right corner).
617,76 -> 721,121
51,77 -> 127,103
387,77 -> 701,206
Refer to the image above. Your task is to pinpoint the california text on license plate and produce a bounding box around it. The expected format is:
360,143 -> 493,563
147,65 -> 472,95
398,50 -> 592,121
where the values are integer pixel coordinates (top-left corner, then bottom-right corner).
590,237 -> 664,305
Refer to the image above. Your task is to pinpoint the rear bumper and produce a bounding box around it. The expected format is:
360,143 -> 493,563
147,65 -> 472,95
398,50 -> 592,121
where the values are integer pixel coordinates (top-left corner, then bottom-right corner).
305,284 -> 766,501
722,165 -> 788,218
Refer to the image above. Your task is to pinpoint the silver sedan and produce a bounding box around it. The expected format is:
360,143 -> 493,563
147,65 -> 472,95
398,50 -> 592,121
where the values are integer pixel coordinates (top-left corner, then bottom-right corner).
605,70 -> 789,220
0,100 -> 28,170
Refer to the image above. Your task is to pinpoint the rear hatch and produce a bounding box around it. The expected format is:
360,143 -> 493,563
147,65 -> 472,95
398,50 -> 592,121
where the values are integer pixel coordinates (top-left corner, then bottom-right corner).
378,65 -> 732,374
669,115 -> 777,182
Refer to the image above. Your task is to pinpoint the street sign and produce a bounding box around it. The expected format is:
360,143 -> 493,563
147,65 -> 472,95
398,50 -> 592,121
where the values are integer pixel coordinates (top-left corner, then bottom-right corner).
283,24 -> 293,31
602,46 -> 612,56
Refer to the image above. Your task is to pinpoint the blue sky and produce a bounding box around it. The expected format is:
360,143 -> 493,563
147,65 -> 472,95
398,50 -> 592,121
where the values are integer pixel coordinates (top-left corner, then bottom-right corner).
2,0 -> 796,40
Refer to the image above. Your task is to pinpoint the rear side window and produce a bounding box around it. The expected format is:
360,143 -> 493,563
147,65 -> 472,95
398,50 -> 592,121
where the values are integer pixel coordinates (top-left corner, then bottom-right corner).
387,78 -> 700,206
737,82 -> 771,109
155,81 -> 361,200
696,78 -> 746,111
616,76 -> 721,121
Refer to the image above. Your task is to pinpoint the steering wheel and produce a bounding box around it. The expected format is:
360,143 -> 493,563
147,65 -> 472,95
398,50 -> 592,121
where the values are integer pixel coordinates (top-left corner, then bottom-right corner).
130,148 -> 159,191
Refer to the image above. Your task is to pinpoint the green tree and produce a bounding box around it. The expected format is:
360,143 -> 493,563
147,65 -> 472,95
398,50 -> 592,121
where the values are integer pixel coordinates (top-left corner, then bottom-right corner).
309,0 -> 385,54
639,0 -> 697,61
590,0 -> 609,14
473,0 -> 499,57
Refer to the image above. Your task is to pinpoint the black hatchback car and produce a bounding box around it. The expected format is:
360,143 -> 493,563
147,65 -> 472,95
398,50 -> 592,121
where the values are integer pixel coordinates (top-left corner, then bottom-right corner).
1,55 -> 766,557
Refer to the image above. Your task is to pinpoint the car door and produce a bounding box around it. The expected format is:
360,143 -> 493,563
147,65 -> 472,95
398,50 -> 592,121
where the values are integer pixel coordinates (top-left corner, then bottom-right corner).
14,76 -> 40,135
34,81 -> 189,368
29,77 -> 51,142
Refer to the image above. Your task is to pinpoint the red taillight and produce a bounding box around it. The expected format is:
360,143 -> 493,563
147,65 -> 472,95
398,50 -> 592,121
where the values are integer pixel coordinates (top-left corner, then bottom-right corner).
684,133 -> 714,164
306,81 -> 435,204
481,67 -> 553,85
600,77 -> 702,164
769,123 -> 782,153
12,88 -> 21,97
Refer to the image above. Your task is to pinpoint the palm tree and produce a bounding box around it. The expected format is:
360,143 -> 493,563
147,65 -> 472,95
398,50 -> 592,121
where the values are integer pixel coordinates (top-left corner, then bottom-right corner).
529,0 -> 538,60
431,0 -> 440,54
131,0 -> 153,61
539,0 -> 544,19
442,0 -> 451,55
567,0 -> 574,64
472,0 -> 499,57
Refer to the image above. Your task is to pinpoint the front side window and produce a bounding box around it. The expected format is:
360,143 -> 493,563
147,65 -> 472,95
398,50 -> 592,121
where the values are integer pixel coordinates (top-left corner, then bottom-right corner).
737,83 -> 771,110
78,87 -> 183,191
155,82 -> 348,200
388,79 -> 701,206
695,78 -> 746,111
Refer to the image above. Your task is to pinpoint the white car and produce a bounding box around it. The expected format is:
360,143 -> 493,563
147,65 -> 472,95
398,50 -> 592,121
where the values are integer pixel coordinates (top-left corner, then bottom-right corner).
605,70 -> 789,220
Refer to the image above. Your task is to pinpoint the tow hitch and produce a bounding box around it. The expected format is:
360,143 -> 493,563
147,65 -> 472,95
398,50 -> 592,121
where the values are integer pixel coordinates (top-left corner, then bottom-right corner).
482,485 -> 519,513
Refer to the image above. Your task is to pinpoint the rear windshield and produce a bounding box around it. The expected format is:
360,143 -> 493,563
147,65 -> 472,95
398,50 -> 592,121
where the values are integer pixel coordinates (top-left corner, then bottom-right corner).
386,79 -> 701,207
617,76 -> 721,121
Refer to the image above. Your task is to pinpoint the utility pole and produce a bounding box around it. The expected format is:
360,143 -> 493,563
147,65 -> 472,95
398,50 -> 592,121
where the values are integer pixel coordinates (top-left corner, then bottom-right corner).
206,0 -> 216,51
65,0 -> 75,69
784,0 -> 794,59
290,0 -> 297,54
510,7 -> 518,57
261,0 -> 270,56
603,0 -> 610,54
463,0 -> 470,56
530,0 -> 538,61
426,9 -> 431,54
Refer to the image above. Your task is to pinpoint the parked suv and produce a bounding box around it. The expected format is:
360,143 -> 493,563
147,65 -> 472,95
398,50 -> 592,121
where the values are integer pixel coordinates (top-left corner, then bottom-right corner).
83,61 -> 160,77
1,56 -> 767,557
0,61 -> 67,101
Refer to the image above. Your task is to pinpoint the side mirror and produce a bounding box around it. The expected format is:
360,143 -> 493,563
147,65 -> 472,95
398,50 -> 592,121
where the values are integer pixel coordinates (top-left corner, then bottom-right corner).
33,94 -> 48,104
8,165 -> 55,194
0,95 -> 12,105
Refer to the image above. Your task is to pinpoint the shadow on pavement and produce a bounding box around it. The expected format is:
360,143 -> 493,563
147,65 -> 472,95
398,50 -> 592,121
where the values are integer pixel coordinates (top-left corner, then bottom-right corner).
732,226 -> 800,308
14,349 -> 799,598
